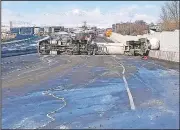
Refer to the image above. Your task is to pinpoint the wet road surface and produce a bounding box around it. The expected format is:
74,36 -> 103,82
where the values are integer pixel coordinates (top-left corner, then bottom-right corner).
2,54 -> 179,129
94,36 -> 114,43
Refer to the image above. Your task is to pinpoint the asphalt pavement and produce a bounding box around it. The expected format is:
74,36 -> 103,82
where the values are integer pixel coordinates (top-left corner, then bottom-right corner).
2,53 -> 179,129
94,36 -> 114,43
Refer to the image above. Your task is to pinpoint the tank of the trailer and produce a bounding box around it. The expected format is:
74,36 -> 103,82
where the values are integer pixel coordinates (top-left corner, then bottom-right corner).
148,38 -> 160,50
97,43 -> 124,54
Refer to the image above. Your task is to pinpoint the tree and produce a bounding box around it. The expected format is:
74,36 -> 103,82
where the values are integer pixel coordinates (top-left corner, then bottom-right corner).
116,21 -> 148,35
149,22 -> 154,26
160,1 -> 179,31
135,20 -> 146,25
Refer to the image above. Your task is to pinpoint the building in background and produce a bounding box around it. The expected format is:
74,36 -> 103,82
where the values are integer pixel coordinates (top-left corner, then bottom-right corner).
64,28 -> 69,32
149,23 -> 162,32
112,24 -> 116,32
1,25 -> 10,33
10,27 -> 34,35
1,25 -> 16,42
20,27 -> 34,35
34,27 -> 40,35
10,27 -> 20,34
112,20 -> 149,35
91,26 -> 97,31
43,27 -> 52,35
51,26 -> 64,33
10,21 -> 13,29
1,32 -> 16,42
43,26 -> 64,34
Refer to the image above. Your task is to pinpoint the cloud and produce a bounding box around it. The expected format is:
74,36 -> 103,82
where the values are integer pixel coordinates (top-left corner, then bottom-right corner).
2,4 -> 159,28
1,8 -> 33,27
133,14 -> 156,23
144,5 -> 157,9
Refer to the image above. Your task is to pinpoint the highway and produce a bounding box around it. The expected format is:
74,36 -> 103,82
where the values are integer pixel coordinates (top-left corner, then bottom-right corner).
2,1 -> 179,128
94,36 -> 114,43
1,36 -> 179,129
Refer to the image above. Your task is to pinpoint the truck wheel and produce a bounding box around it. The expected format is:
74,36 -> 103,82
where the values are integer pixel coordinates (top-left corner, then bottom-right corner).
88,51 -> 91,55
93,49 -> 96,55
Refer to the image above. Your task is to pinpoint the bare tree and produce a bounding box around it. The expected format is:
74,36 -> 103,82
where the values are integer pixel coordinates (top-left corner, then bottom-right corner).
116,20 -> 148,35
160,1 -> 179,31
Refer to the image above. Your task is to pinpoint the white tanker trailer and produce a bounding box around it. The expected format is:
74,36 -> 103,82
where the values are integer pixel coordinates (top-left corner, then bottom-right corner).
148,38 -> 160,50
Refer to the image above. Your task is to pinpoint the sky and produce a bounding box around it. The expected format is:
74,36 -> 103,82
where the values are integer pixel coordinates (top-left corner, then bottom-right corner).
2,1 -> 166,28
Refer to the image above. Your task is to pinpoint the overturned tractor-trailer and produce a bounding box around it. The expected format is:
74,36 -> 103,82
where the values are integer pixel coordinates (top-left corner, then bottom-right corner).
38,30 -> 98,55
38,35 -> 160,56
124,38 -> 150,56
38,21 -> 159,56
124,37 -> 160,56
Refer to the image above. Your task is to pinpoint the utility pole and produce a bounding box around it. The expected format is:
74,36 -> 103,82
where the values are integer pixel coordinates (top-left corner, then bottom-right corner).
129,13 -> 134,35
10,21 -> 13,29
82,21 -> 87,32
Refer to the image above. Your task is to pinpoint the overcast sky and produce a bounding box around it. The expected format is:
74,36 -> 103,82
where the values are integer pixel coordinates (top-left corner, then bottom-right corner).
2,1 -> 165,28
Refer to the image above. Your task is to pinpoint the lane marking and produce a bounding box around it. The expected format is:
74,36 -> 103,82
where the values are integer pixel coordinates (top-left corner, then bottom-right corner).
111,55 -> 136,110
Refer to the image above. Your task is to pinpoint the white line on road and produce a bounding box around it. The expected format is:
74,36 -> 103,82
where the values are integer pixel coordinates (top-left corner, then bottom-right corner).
37,56 -> 91,129
38,89 -> 67,129
111,55 -> 136,110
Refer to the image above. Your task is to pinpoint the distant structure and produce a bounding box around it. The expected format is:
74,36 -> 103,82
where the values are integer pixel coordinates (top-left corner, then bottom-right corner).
10,27 -> 34,35
9,25 -> 65,36
91,26 -> 97,31
112,21 -> 149,35
10,21 -> 13,29
43,26 -> 64,35
34,27 -> 40,35
1,25 -> 10,33
43,27 -> 51,34
149,23 -> 162,32
112,24 -> 116,32
52,26 -> 64,33
82,21 -> 87,30
83,21 -> 87,27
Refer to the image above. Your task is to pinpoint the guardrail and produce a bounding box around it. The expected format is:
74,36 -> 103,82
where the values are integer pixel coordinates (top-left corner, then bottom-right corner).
2,37 -> 34,44
149,50 -> 179,62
